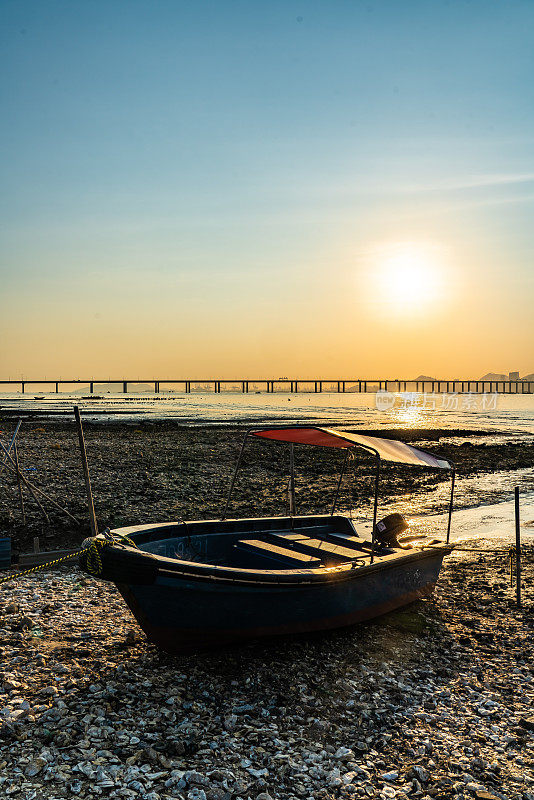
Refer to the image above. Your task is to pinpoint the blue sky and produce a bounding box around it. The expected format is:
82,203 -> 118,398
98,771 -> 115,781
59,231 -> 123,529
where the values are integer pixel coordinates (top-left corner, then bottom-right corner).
1,0 -> 533,377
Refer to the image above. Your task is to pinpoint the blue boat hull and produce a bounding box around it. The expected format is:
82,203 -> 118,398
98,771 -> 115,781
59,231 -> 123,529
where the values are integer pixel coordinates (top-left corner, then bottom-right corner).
116,548 -> 446,652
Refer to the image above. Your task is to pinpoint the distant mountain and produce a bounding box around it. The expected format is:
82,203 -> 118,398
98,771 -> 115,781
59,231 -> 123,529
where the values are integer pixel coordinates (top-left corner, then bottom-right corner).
413,374 -> 438,382
479,372 -> 533,381
479,373 -> 507,382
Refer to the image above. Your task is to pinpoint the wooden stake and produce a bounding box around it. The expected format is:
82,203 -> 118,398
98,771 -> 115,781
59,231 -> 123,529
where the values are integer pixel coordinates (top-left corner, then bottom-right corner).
73,406 -> 98,538
13,443 -> 26,525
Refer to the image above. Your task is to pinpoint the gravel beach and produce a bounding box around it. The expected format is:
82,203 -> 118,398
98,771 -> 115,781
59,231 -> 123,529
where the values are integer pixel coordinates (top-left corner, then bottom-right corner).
0,418 -> 533,799
0,544 -> 532,800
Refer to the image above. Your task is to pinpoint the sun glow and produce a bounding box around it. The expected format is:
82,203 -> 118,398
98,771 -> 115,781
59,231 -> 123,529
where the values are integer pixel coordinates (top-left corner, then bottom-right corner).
371,242 -> 446,312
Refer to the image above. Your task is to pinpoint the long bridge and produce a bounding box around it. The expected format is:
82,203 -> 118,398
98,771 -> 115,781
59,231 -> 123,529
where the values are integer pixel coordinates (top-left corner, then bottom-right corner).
0,378 -> 532,394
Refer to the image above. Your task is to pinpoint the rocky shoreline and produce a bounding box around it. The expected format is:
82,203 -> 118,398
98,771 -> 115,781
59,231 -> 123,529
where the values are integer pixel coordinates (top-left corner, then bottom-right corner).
0,541 -> 532,800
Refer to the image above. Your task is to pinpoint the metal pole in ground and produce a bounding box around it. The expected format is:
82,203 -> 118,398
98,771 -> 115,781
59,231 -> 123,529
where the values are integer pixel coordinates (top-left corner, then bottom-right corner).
73,406 -> 98,539
515,486 -> 521,608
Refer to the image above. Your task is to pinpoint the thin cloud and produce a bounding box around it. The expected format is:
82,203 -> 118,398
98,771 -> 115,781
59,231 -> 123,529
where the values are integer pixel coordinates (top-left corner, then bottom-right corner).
398,173 -> 534,194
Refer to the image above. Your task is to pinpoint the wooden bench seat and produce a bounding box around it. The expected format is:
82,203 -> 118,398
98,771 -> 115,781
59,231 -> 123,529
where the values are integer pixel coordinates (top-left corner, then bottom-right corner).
319,532 -> 373,552
234,539 -> 322,568
265,533 -> 365,564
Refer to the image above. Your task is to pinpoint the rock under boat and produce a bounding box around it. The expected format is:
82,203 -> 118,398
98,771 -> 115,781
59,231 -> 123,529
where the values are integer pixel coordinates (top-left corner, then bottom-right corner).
80,426 -> 455,652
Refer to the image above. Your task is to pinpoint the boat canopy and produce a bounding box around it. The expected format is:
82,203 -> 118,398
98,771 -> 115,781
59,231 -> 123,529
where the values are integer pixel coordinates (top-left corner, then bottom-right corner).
251,427 -> 451,470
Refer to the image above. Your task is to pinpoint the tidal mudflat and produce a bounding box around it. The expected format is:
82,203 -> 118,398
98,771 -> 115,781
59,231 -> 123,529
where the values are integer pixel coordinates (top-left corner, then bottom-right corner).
0,418 -> 533,554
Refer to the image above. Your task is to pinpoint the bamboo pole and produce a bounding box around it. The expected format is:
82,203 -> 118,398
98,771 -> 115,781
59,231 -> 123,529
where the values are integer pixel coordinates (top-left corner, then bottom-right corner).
73,406 -> 98,538
0,441 -> 50,522
0,442 -> 81,524
0,419 -> 22,480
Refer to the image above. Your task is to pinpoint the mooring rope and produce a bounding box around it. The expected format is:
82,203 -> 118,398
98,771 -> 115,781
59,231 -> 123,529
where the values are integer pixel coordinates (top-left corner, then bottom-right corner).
0,530 -> 138,586
0,539 -> 103,586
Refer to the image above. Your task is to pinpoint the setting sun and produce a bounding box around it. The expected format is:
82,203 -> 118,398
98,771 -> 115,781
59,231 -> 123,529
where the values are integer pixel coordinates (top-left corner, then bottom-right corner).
370,242 -> 446,313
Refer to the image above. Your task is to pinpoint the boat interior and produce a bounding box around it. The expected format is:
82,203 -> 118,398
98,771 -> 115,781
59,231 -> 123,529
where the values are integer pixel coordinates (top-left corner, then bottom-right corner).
119,515 -> 401,571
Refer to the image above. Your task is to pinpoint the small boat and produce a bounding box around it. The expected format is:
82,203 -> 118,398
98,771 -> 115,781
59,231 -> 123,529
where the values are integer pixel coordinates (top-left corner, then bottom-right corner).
80,426 -> 455,652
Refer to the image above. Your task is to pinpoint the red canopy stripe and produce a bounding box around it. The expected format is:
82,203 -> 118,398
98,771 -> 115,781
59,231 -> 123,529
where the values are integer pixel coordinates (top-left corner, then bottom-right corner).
250,427 -> 451,470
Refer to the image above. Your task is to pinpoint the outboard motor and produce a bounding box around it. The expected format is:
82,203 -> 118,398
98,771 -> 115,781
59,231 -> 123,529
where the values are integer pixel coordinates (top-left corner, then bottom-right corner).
374,513 -> 408,548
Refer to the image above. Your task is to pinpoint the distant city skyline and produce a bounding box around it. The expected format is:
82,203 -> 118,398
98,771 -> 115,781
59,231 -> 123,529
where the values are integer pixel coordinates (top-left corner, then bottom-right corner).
1,1 -> 533,376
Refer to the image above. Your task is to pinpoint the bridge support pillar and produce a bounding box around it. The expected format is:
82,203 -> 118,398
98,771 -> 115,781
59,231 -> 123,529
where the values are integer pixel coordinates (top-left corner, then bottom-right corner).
123,382 -> 127,393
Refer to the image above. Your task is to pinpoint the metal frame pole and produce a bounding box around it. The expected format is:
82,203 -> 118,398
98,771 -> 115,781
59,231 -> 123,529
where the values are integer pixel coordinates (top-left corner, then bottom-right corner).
331,449 -> 349,515
446,468 -> 455,544
288,443 -> 296,515
371,456 -> 380,564
221,432 -> 249,520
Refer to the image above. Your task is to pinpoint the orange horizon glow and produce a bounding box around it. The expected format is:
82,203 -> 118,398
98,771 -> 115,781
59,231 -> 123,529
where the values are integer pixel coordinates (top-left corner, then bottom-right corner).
2,6 -> 533,381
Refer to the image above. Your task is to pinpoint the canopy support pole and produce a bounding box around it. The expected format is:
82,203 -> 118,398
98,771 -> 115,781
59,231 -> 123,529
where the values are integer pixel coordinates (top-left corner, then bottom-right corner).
446,468 -> 455,544
288,443 -> 296,516
371,456 -> 380,564
331,450 -> 349,516
221,433 -> 248,520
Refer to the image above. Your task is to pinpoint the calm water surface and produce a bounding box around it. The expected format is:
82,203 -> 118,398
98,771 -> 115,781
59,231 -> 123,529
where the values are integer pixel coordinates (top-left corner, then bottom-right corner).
1,390 -> 533,432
